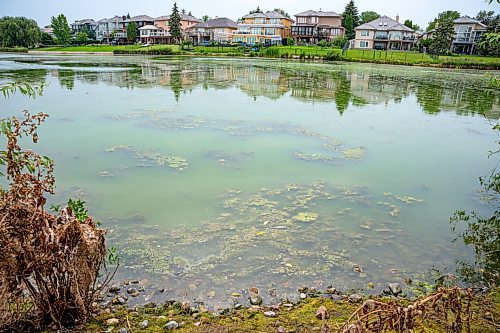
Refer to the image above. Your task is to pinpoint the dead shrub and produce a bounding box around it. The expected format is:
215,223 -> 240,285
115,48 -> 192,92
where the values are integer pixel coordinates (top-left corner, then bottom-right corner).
0,109 -> 109,331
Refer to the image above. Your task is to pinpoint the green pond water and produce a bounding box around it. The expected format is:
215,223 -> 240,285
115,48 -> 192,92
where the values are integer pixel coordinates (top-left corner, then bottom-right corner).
1,54 -> 499,307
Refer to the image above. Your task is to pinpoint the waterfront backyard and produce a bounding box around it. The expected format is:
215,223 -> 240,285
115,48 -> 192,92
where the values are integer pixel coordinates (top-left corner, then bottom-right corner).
1,54 -> 499,321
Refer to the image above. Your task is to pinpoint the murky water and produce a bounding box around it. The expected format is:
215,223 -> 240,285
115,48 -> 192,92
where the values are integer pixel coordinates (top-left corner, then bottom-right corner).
1,54 -> 499,307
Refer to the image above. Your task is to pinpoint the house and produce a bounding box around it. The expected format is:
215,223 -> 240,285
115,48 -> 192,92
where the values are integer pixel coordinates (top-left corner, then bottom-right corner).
96,16 -> 127,43
139,14 -> 202,44
232,11 -> 294,46
42,25 -> 54,37
70,19 -> 98,38
291,10 -> 345,44
451,16 -> 487,54
352,15 -> 416,50
187,17 -> 238,44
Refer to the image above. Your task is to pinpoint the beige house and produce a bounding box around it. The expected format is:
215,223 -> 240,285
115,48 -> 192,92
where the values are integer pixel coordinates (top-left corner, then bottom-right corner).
187,18 -> 238,44
451,16 -> 487,54
139,14 -> 202,44
352,15 -> 416,50
291,10 -> 345,44
232,11 -> 294,46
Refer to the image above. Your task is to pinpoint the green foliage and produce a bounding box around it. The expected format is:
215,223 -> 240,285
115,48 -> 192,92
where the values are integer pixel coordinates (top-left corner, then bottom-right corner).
343,0 -> 360,29
273,8 -> 290,18
325,50 -> 345,61
332,36 -> 348,48
107,246 -> 119,265
0,16 -> 41,48
67,198 -> 88,222
249,6 -> 263,14
427,10 -> 460,31
286,37 -> 295,46
360,11 -> 380,24
317,39 -> 328,47
343,14 -> 355,40
404,19 -> 420,31
202,15 -> 210,22
261,46 -> 280,57
169,2 -> 182,43
51,14 -> 72,45
1,82 -> 45,99
126,21 -> 137,42
478,32 -> 500,56
75,31 -> 88,43
41,32 -> 55,45
430,17 -> 455,55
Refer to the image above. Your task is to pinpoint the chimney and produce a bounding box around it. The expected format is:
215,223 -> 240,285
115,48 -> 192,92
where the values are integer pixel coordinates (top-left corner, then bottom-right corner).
396,14 -> 399,23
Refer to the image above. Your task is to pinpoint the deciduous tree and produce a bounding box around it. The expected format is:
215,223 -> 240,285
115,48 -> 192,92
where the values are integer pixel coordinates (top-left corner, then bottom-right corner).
0,16 -> 41,48
360,11 -> 380,24
51,14 -> 71,45
126,21 -> 137,43
430,17 -> 455,54
427,10 -> 460,31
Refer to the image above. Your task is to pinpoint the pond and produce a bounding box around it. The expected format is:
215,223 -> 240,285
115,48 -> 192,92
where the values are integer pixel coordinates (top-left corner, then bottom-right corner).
1,54 -> 499,308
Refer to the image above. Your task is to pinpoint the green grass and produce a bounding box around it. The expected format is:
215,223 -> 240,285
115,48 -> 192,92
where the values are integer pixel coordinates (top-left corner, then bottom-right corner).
38,45 -> 180,52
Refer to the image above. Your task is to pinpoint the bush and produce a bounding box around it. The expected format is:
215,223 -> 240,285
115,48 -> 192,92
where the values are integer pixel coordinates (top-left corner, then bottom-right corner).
325,51 -> 345,61
113,48 -> 178,55
0,84 -> 111,331
262,47 -> 280,57
0,47 -> 28,53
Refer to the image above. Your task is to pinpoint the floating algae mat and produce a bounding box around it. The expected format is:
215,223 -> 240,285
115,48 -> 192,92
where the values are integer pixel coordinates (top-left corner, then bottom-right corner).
1,54 -> 498,305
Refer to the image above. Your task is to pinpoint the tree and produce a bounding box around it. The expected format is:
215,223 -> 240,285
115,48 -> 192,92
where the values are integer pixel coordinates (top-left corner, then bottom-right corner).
286,37 -> 295,46
343,14 -> 355,40
360,11 -> 380,24
51,14 -> 72,45
430,17 -> 455,54
41,31 -> 55,45
274,8 -> 290,18
75,31 -> 88,44
249,6 -> 263,14
404,19 -> 421,31
343,0 -> 360,28
126,13 -> 131,19
478,32 -> 500,56
476,10 -> 499,33
126,21 -> 137,43
0,16 -> 41,48
332,36 -> 348,48
427,10 -> 460,31
169,2 -> 182,44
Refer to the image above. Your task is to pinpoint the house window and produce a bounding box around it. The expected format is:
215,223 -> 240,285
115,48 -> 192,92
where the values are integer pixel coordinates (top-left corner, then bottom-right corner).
360,30 -> 369,37
255,18 -> 264,24
360,41 -> 369,48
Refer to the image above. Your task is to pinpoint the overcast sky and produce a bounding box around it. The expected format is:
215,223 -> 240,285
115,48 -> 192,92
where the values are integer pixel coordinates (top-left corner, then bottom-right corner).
1,0 -> 497,29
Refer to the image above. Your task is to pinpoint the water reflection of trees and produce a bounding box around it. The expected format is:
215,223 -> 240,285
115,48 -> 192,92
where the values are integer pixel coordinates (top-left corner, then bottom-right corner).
2,59 -> 498,118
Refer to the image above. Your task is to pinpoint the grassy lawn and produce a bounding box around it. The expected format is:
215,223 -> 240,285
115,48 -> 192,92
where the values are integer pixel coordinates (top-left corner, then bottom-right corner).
344,49 -> 435,62
38,45 -> 180,52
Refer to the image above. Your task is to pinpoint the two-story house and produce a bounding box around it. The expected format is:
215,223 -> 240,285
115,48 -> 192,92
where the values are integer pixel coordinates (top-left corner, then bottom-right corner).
291,10 -> 345,44
71,19 -> 98,38
451,16 -> 487,54
187,18 -> 238,44
96,16 -> 127,43
353,15 -> 416,50
138,14 -> 202,44
232,11 -> 294,46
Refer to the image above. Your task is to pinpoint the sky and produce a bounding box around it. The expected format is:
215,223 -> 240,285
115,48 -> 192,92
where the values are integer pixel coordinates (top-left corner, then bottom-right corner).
0,0 -> 497,29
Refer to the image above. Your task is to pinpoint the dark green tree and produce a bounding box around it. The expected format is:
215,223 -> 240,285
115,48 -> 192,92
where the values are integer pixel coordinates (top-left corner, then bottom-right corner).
41,31 -> 55,45
343,0 -> 360,31
51,14 -> 72,45
476,10 -> 499,32
126,21 -> 137,43
273,8 -> 290,18
202,15 -> 210,22
75,31 -> 88,44
249,6 -> 263,14
169,2 -> 182,44
343,14 -> 355,40
404,19 -> 420,31
430,17 -> 455,54
0,16 -> 41,48
360,11 -> 380,24
427,10 -> 460,31
126,13 -> 131,19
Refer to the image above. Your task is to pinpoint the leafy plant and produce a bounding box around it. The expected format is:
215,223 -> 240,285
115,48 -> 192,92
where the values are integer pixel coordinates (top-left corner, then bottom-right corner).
67,198 -> 89,222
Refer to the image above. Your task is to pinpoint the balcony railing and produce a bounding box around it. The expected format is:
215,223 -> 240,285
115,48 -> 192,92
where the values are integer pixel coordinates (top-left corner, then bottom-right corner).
114,32 -> 127,38
141,31 -> 170,37
374,35 -> 389,40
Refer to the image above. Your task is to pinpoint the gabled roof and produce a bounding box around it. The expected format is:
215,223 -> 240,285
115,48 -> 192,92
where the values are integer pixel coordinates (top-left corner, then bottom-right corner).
242,11 -> 293,21
454,16 -> 487,28
154,14 -> 202,23
126,15 -> 154,22
191,17 -> 238,29
355,15 -> 414,32
295,10 -> 341,17
72,19 -> 97,26
138,25 -> 160,30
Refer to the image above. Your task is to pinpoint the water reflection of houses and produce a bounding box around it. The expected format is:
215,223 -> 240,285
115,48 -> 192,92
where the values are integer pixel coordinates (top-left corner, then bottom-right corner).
43,60 -> 499,118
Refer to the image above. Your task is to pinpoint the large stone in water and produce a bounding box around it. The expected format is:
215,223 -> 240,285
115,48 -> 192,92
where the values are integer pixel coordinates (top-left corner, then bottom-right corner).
388,283 -> 402,295
165,320 -> 179,330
